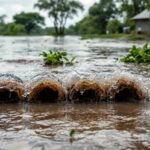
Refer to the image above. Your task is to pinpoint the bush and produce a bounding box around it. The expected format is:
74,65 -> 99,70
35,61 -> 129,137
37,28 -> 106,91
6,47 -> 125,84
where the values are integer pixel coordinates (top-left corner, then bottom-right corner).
119,44 -> 150,63
107,19 -> 122,34
40,50 -> 76,65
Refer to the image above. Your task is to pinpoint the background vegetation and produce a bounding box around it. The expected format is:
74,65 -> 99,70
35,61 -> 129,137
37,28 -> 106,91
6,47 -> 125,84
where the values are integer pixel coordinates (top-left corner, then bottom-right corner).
0,0 -> 150,36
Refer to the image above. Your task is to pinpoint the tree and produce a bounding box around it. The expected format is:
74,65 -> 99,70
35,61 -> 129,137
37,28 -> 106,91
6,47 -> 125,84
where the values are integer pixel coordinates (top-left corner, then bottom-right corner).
74,16 -> 98,34
35,0 -> 84,36
88,0 -> 118,34
13,12 -> 45,34
118,0 -> 150,18
0,15 -> 7,35
74,0 -> 117,34
0,15 -> 6,25
4,23 -> 25,35
107,19 -> 122,33
123,18 -> 135,31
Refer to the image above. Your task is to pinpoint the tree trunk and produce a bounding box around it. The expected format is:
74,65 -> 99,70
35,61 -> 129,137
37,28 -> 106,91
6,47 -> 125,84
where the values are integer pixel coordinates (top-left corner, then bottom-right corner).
59,27 -> 65,36
54,26 -> 59,35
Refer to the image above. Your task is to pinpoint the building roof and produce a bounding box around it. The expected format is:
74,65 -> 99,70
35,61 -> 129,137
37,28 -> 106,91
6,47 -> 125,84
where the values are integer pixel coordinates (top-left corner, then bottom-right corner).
133,9 -> 150,20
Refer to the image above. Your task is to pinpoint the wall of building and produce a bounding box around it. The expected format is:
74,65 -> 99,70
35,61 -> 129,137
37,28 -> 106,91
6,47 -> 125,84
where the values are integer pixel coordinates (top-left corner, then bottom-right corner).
135,20 -> 150,33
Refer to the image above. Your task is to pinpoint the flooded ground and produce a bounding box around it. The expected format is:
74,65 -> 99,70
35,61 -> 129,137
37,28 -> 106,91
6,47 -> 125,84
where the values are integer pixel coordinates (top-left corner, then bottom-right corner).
0,36 -> 150,150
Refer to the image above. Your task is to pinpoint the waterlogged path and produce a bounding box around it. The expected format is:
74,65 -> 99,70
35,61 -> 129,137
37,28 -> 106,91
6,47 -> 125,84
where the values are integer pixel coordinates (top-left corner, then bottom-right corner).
0,36 -> 150,150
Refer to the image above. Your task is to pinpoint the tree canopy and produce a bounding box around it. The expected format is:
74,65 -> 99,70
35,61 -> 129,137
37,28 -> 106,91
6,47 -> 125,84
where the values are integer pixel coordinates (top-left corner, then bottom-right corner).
73,0 -> 117,34
13,12 -> 45,34
35,0 -> 84,35
118,0 -> 150,18
89,0 -> 117,34
107,19 -> 122,33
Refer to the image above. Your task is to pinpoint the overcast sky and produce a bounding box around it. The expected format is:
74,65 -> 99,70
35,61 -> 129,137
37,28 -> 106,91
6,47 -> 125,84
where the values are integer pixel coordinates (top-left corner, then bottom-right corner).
0,0 -> 99,26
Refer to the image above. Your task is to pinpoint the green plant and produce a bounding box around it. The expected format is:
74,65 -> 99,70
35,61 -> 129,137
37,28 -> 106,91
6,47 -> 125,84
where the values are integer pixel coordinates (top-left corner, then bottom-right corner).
40,50 -> 76,65
119,44 -> 150,63
107,19 -> 122,34
69,129 -> 76,138
69,129 -> 76,143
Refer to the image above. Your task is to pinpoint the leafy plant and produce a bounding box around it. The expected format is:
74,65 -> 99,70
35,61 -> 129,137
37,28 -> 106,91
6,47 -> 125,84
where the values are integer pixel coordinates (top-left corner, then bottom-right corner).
40,50 -> 76,65
69,129 -> 76,143
118,44 -> 150,63
69,129 -> 76,138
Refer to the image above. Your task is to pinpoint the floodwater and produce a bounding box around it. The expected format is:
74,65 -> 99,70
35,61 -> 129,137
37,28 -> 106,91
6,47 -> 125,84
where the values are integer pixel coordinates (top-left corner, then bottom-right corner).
0,36 -> 150,150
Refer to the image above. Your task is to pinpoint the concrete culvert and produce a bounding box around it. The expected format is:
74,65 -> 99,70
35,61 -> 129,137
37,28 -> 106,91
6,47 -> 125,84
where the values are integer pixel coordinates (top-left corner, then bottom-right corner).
108,78 -> 145,102
28,81 -> 65,103
68,80 -> 105,103
0,88 -> 20,102
0,75 -> 24,103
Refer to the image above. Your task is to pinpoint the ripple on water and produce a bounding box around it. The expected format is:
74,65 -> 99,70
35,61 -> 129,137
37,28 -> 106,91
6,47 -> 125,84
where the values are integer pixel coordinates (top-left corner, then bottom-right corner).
0,103 -> 150,150
0,36 -> 150,150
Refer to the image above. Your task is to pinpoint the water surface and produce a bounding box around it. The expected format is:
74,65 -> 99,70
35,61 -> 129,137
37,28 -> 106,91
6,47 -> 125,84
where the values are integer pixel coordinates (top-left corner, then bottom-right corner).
0,36 -> 150,150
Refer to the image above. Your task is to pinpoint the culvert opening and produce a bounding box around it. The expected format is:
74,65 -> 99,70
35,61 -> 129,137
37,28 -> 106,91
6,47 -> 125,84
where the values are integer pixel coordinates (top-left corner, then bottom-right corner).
72,89 -> 99,103
33,87 -> 59,103
114,87 -> 140,102
0,88 -> 20,103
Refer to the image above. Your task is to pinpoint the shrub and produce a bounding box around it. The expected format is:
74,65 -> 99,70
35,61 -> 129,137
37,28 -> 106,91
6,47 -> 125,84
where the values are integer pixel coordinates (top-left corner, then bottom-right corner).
107,19 -> 122,34
119,44 -> 150,63
40,50 -> 76,65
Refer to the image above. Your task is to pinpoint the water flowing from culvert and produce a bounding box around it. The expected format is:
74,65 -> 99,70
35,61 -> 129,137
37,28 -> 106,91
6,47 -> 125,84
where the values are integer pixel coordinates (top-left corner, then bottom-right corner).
67,79 -> 106,103
0,74 -> 24,103
25,74 -> 65,103
0,36 -> 150,150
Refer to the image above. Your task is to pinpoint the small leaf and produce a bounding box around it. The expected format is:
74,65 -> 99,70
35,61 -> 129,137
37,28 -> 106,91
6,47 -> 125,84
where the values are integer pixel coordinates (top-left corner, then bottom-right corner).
71,56 -> 76,62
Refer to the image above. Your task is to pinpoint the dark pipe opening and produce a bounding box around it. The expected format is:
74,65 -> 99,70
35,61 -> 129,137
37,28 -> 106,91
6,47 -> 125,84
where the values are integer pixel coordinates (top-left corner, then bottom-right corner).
114,87 -> 140,102
73,89 -> 98,103
0,89 -> 20,103
35,87 -> 59,103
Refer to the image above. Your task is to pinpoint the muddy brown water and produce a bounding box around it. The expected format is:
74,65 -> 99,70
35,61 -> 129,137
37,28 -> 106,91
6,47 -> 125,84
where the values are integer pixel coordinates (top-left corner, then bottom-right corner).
0,36 -> 150,150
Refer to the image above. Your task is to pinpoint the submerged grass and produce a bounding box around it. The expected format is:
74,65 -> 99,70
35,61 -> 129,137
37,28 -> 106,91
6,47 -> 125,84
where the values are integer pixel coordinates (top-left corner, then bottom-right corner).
118,44 -> 150,63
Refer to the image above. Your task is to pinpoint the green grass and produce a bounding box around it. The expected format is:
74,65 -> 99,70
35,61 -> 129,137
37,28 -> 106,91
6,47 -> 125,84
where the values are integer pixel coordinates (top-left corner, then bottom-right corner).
40,50 -> 76,65
81,34 -> 124,40
127,34 -> 150,41
118,44 -> 150,63
81,33 -> 150,40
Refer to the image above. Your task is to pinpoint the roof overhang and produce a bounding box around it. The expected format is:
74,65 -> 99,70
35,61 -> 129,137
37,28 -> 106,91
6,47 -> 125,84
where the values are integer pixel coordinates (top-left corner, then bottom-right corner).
132,9 -> 150,20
